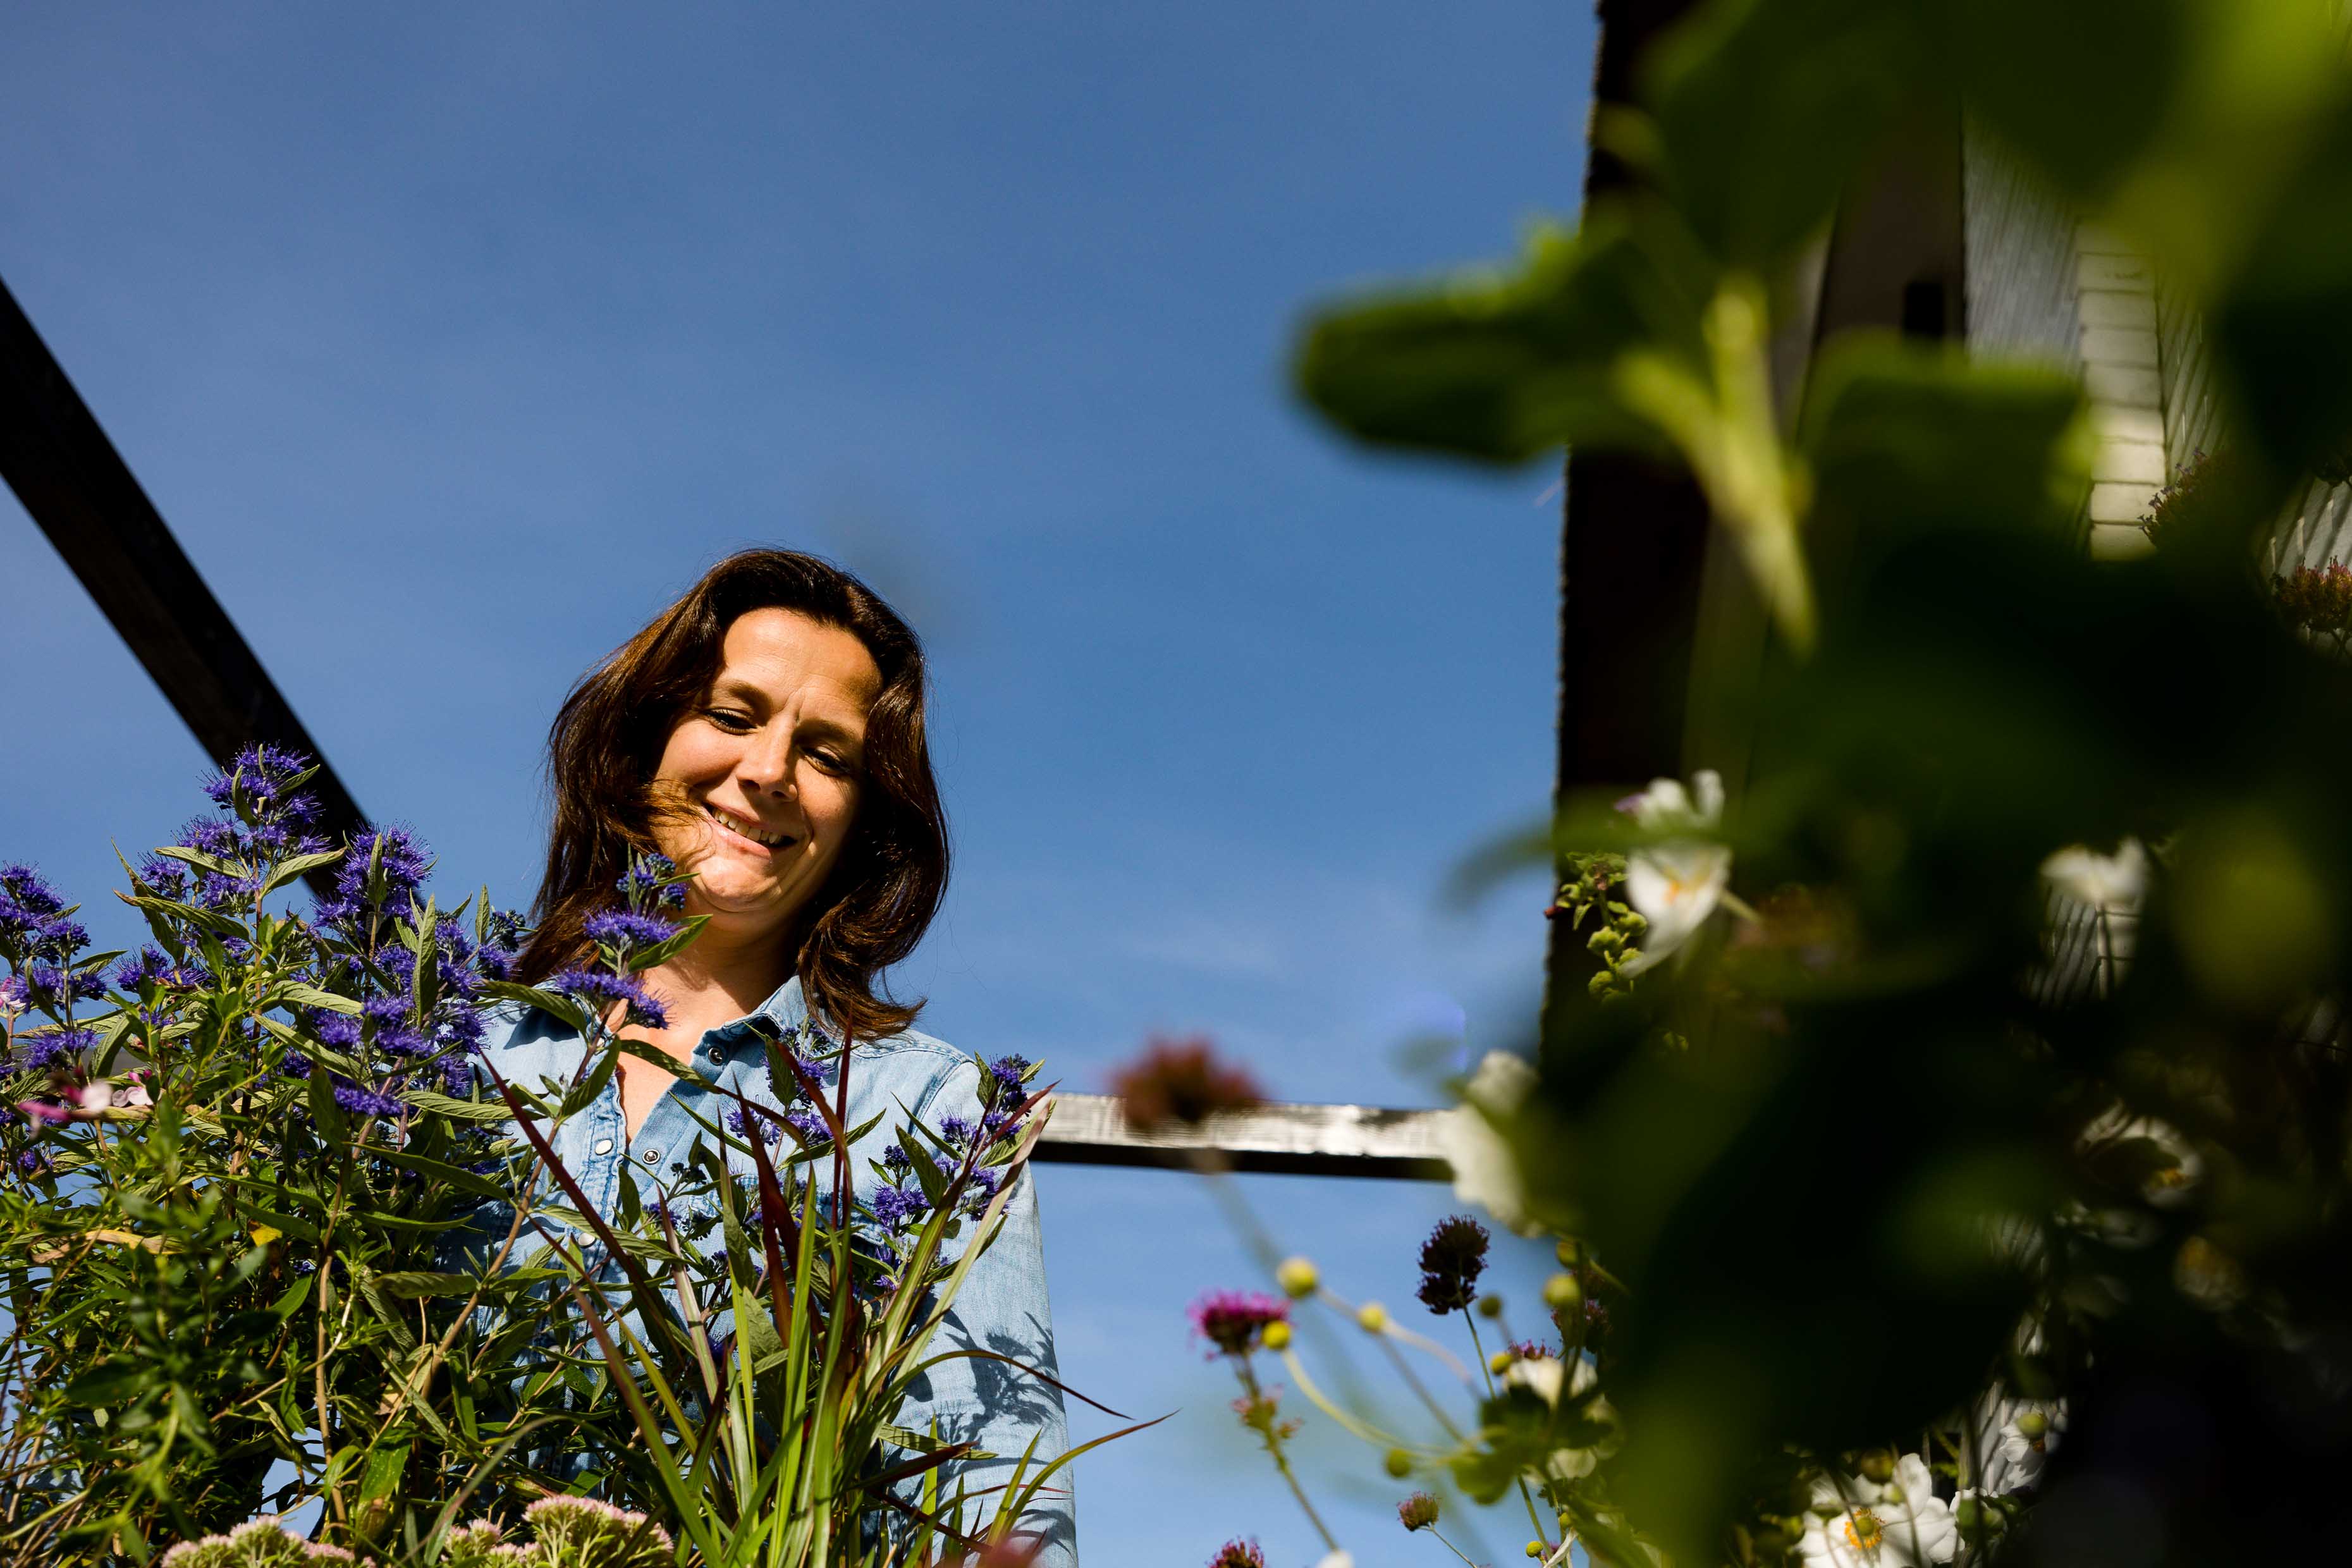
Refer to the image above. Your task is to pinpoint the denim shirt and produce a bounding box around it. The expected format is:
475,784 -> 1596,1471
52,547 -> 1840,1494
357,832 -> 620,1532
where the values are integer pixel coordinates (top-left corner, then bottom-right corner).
470,977 -> 1075,1566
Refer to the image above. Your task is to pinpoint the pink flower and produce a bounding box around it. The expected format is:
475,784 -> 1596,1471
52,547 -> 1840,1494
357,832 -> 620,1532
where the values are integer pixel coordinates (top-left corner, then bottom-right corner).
1188,1289 -> 1289,1357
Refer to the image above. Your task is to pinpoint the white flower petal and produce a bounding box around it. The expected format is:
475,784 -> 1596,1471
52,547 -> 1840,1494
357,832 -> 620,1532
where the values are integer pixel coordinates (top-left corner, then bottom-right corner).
2040,838 -> 2147,910
1623,843 -> 1732,973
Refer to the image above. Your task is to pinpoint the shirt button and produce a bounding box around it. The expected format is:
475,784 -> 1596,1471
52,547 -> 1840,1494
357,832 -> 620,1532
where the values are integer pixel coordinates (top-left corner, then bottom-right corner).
639,1147 -> 661,1165
592,1137 -> 615,1156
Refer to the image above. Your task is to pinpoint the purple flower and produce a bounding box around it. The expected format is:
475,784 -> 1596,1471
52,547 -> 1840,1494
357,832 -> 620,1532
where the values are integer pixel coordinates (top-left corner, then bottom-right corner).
279,1051 -> 312,1079
726,1106 -> 783,1146
0,864 -> 64,918
616,852 -> 687,910
312,1013 -> 362,1050
16,1149 -> 52,1177
1187,1290 -> 1288,1357
114,947 -> 188,992
583,910 -> 677,952
939,1115 -> 978,1151
882,1143 -> 912,1178
202,744 -> 320,823
548,969 -> 669,1030
315,826 -> 432,925
872,1184 -> 931,1229
0,973 -> 27,1015
478,944 -> 518,981
332,1081 -> 404,1119
440,1055 -> 476,1094
132,852 -> 190,900
1416,1215 -> 1491,1315
21,1027 -> 94,1073
961,1166 -> 1003,1216
988,1055 -> 1032,1092
784,1104 -> 829,1144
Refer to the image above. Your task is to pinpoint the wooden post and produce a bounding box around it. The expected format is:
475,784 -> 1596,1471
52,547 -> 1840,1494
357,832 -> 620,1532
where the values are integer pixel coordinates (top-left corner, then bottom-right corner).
1035,1093 -> 1453,1180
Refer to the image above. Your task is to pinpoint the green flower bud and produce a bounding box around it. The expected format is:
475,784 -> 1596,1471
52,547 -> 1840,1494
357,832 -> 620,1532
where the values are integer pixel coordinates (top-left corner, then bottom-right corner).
1952,1495 -> 1984,1533
1478,1293 -> 1505,1319
1490,1349 -> 1516,1375
2014,1411 -> 2049,1441
1554,1238 -> 1581,1268
1357,1301 -> 1390,1333
1543,1272 -> 1582,1311
1856,1450 -> 1895,1485
1261,1320 -> 1292,1351
1276,1256 -> 1319,1299
1385,1447 -> 1414,1479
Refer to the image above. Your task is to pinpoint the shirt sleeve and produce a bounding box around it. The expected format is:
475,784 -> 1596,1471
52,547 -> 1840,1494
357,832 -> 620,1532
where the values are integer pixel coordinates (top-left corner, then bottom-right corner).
895,1059 -> 1077,1568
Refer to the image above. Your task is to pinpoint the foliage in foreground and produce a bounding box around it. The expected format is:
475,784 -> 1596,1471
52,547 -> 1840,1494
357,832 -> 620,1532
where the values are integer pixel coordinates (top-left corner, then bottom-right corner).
1160,2 -> 2352,1565
0,753 -> 1085,1565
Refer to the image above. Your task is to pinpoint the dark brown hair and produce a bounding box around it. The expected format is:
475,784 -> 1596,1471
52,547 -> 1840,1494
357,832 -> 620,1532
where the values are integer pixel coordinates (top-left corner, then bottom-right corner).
518,549 -> 948,1042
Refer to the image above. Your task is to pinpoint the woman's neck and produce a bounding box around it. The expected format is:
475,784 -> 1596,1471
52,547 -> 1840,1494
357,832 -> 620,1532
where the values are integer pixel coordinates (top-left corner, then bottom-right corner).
643,919 -> 794,1036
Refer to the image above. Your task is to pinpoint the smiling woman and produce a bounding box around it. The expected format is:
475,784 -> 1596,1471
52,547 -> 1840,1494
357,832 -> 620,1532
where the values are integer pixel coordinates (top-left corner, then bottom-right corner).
487,549 -> 1076,1563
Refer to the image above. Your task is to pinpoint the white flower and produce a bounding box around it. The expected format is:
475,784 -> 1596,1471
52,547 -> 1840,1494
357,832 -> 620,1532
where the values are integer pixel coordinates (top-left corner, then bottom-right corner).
1620,769 -> 1725,834
1439,1051 -> 1539,1234
2079,1104 -> 2203,1207
1799,1455 -> 1957,1566
1995,1401 -> 2065,1493
2041,839 -> 2147,911
1314,1553 -> 1354,1568
1622,842 -> 1735,975
1616,771 -> 1733,976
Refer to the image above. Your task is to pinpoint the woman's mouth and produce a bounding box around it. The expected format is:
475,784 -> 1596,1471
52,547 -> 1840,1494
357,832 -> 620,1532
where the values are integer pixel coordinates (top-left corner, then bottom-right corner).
704,802 -> 795,854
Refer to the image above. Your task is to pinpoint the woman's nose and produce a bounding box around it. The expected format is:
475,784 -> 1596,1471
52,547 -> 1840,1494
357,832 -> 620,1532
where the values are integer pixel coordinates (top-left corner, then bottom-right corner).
740,720 -> 799,798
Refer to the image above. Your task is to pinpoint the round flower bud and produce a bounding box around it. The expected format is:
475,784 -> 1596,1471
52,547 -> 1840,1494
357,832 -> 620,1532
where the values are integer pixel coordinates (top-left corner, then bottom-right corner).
1525,1542 -> 1547,1559
1261,1320 -> 1292,1351
2013,1411 -> 2049,1441
1384,1448 -> 1413,1479
1489,1350 -> 1515,1375
1357,1302 -> 1390,1333
1953,1495 -> 1984,1533
1856,1449 -> 1895,1485
1477,1294 -> 1504,1319
1554,1238 -> 1581,1268
1542,1272 -> 1582,1311
1277,1257 -> 1320,1299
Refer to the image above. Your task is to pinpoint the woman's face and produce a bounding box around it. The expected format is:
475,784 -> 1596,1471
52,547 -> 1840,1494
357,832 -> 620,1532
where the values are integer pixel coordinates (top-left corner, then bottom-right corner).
649,607 -> 883,951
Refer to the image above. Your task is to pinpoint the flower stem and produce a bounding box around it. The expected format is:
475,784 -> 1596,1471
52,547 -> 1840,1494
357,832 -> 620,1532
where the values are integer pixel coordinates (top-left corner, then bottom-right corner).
1430,1526 -> 1481,1567
1235,1357 -> 1338,1552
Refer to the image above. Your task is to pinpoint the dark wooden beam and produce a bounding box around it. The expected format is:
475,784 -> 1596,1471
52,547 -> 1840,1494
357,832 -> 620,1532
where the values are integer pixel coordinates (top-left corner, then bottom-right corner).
0,275 -> 366,891
1545,0 -> 1713,1027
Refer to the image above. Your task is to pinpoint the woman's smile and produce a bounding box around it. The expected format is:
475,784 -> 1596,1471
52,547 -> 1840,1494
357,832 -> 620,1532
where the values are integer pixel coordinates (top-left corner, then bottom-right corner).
701,800 -> 797,853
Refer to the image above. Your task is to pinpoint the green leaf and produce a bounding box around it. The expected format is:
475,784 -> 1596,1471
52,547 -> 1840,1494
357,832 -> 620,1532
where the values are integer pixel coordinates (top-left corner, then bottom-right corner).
1294,208 -> 1714,466
895,1129 -> 950,1210
372,1271 -> 480,1299
150,844 -> 236,877
61,1361 -> 149,1407
621,914 -> 709,974
557,1045 -> 620,1120
400,1090 -> 515,1125
273,983 -> 364,1016
611,1031 -> 716,1092
123,893 -> 247,940
262,847 -> 345,897
369,1146 -> 510,1199
270,1273 -> 316,1320
1645,0 -> 1933,268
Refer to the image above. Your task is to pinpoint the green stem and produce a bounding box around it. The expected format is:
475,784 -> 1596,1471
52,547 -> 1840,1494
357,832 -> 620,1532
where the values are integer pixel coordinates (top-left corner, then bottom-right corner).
1430,1526 -> 1481,1567
1235,1357 -> 1338,1552
1465,1313 -> 1552,1545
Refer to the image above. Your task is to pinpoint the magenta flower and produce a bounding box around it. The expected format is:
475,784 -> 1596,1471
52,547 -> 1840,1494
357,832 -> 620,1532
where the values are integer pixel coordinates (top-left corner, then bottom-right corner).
1188,1289 -> 1288,1357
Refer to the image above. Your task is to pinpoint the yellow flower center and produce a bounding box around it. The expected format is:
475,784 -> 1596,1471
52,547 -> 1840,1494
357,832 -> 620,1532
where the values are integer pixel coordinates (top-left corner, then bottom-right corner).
1843,1509 -> 1887,1553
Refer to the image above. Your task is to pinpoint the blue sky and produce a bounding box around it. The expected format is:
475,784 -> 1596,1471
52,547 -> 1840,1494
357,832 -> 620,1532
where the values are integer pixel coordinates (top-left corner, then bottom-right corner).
1,6 -> 1595,1562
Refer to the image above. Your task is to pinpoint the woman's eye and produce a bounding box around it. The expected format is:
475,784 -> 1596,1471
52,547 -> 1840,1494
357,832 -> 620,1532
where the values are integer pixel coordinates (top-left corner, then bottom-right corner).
705,709 -> 754,732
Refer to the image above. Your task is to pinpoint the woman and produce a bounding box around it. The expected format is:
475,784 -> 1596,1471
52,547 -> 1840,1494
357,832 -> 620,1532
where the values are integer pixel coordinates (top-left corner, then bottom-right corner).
478,548 -> 1073,1563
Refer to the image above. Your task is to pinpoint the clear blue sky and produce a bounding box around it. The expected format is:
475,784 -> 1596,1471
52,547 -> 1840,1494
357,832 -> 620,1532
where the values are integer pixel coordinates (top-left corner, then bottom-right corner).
0,7 -> 1595,1562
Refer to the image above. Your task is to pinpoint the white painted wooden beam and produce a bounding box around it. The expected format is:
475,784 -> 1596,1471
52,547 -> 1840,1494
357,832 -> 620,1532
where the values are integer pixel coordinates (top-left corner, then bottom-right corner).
1034,1092 -> 1454,1180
